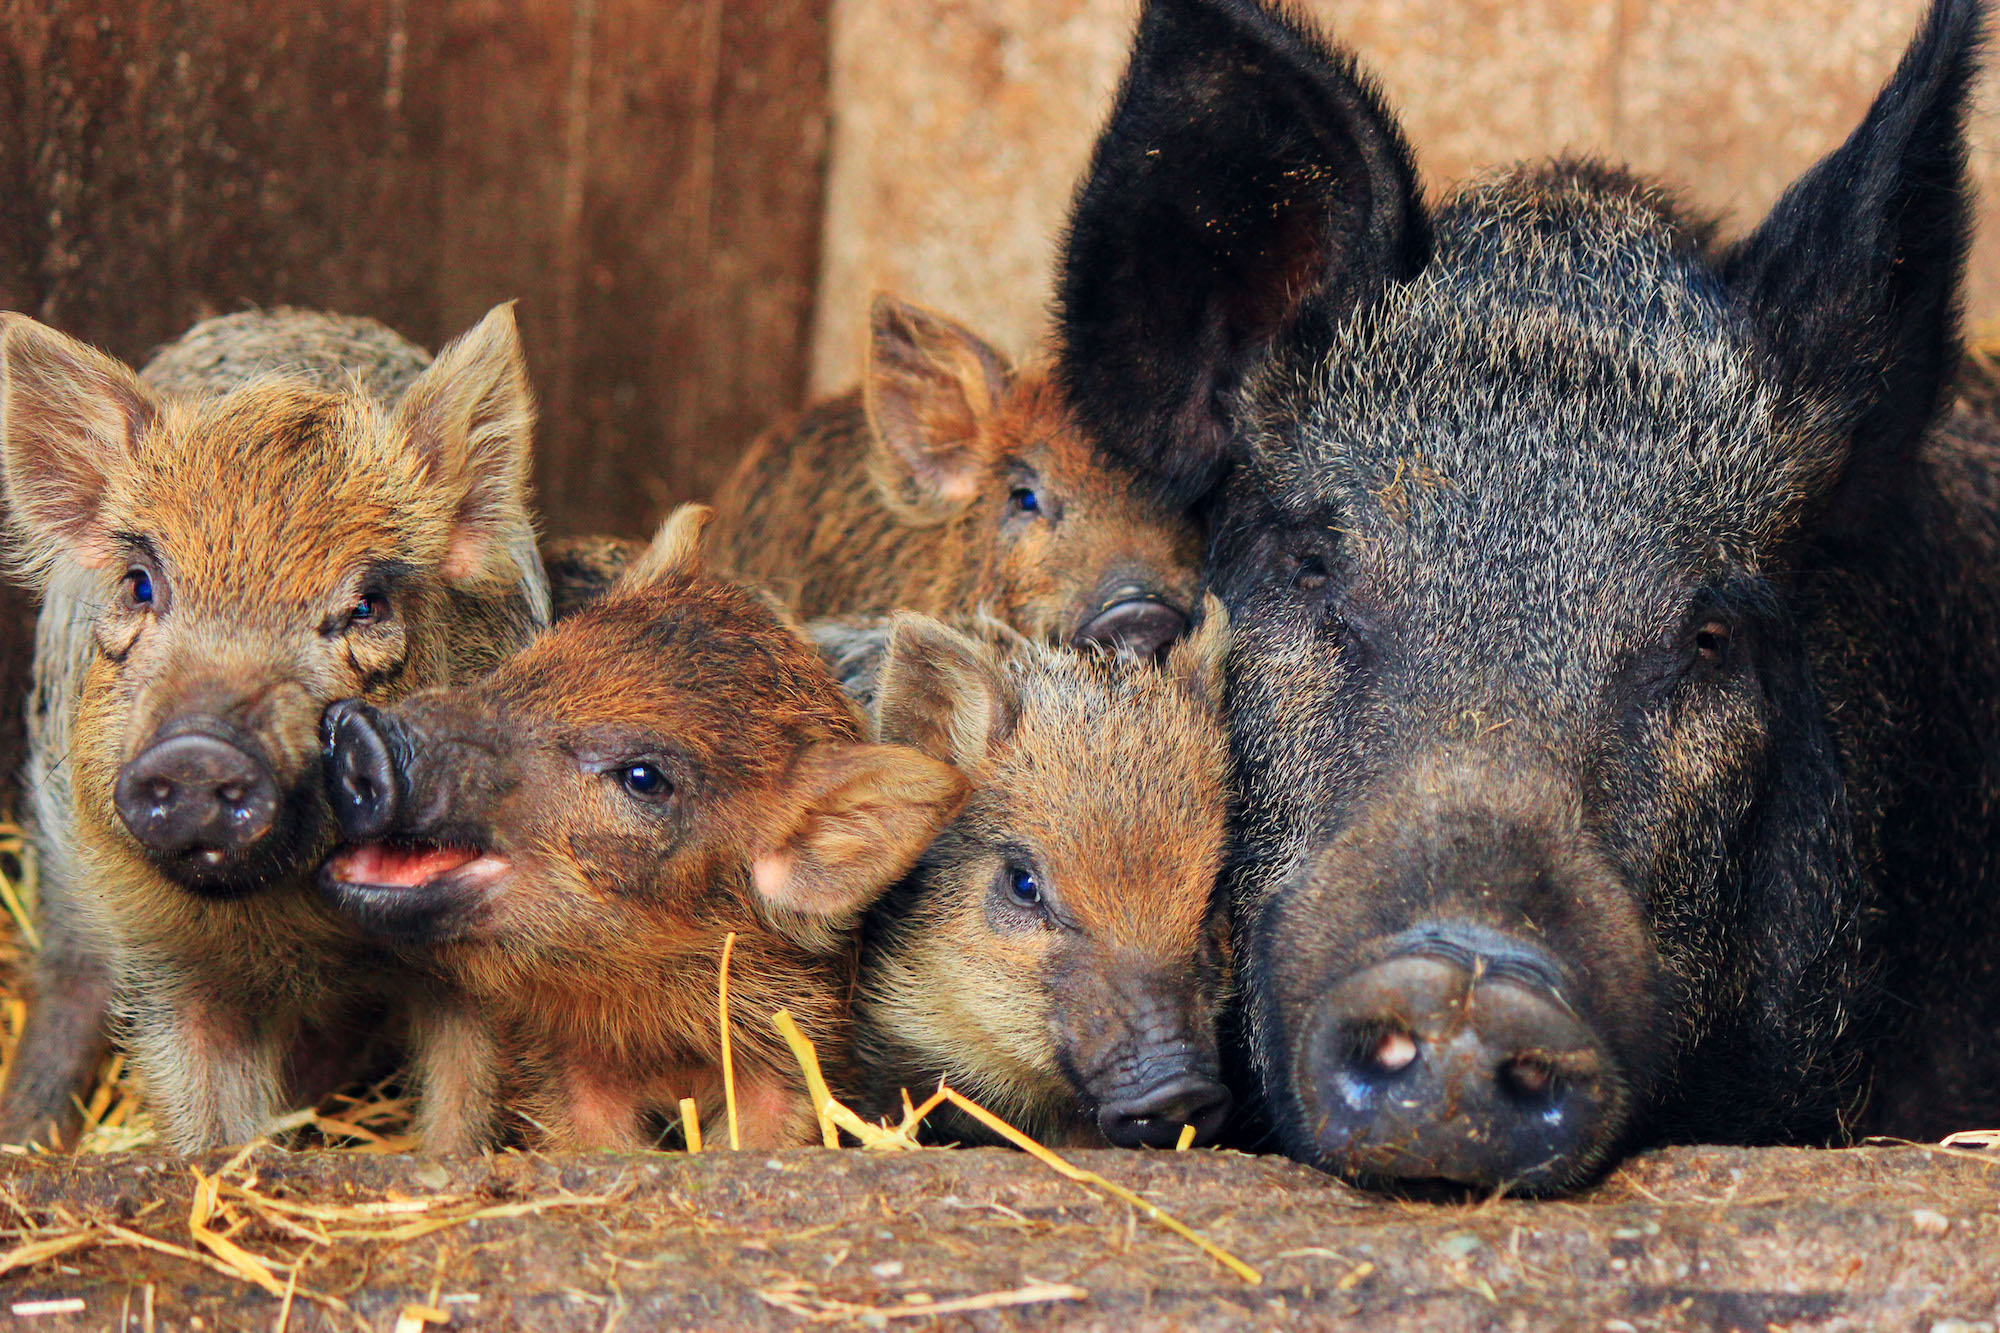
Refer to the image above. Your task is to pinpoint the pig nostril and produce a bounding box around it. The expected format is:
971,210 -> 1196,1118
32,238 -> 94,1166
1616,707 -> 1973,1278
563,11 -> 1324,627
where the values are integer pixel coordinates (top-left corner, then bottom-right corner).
323,701 -> 402,841
1371,1030 -> 1419,1075
1499,1053 -> 1558,1106
1339,1024 -> 1420,1087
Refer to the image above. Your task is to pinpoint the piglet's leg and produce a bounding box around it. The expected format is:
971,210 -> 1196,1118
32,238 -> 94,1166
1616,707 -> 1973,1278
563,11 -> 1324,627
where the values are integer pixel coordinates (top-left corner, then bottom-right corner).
0,901 -> 113,1150
125,986 -> 289,1153
531,1063 -> 647,1151
412,999 -> 501,1154
732,1072 -> 821,1149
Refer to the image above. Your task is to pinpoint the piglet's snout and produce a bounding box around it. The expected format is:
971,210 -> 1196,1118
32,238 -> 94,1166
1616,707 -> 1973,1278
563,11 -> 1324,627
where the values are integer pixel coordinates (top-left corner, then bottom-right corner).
1071,582 -> 1188,659
1098,1074 -> 1232,1148
323,699 -> 404,842
114,730 -> 278,862
1076,984 -> 1230,1148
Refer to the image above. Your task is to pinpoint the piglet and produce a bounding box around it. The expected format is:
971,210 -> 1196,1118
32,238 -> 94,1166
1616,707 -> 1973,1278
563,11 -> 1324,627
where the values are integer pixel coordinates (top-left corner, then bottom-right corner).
318,506 -> 968,1151
831,604 -> 1236,1147
710,296 -> 1201,654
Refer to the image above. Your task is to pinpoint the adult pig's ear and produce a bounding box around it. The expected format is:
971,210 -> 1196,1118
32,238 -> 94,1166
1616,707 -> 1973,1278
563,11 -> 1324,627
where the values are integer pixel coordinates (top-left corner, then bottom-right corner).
751,743 -> 970,951
875,612 -> 1015,769
1163,594 -> 1230,710
1721,0 -> 1982,537
0,314 -> 159,583
392,301 -> 538,589
863,294 -> 1014,523
622,503 -> 714,588
1055,0 -> 1430,509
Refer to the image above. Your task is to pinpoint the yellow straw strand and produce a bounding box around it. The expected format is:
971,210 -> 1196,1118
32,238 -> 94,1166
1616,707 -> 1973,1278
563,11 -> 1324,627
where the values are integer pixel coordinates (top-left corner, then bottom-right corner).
940,1088 -> 1260,1284
82,1053 -> 126,1130
901,1085 -> 949,1137
770,1009 -> 839,1148
1176,1123 -> 1197,1152
718,931 -> 740,1151
679,1098 -> 702,1154
0,855 -> 39,952
821,1099 -> 923,1151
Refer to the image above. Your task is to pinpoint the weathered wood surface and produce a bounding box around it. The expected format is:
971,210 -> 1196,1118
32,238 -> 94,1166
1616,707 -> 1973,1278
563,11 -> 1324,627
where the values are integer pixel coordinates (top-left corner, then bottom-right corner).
0,0 -> 831,540
2,1143 -> 1997,1329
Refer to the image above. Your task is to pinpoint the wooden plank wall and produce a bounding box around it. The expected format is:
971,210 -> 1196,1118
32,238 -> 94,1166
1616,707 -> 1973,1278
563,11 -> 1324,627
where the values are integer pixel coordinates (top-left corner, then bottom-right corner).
0,0 -> 833,814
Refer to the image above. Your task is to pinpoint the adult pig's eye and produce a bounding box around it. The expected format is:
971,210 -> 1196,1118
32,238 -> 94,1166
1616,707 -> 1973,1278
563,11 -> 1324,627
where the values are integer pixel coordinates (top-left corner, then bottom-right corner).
1007,864 -> 1042,907
619,762 -> 672,801
124,567 -> 154,609
1290,555 -> 1329,592
1693,619 -> 1731,668
1007,486 -> 1042,517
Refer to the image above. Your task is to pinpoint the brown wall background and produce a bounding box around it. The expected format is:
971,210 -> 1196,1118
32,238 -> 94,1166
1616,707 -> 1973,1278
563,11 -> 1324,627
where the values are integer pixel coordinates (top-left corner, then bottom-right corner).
814,0 -> 2000,388
0,0 -> 830,542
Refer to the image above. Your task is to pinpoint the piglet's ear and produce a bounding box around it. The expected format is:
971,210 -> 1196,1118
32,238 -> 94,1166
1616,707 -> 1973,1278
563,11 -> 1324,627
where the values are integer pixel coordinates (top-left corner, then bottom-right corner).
392,302 -> 538,587
863,294 -> 1013,523
0,313 -> 158,582
622,503 -> 713,588
1164,594 -> 1230,710
751,743 -> 969,950
875,612 -> 1015,770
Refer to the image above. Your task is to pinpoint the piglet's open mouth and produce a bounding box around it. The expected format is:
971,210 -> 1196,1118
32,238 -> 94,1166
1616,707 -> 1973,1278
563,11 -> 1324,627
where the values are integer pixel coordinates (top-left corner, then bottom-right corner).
319,842 -> 510,943
327,843 -> 495,889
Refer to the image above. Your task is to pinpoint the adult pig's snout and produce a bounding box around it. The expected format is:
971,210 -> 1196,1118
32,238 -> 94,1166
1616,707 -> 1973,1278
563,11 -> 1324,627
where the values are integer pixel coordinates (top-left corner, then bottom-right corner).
1296,931 -> 1619,1193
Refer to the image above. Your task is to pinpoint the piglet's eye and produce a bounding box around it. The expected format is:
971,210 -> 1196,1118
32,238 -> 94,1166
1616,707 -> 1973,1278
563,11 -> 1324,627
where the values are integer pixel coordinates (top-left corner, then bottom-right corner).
1693,619 -> 1731,668
1008,486 -> 1041,517
619,763 -> 672,800
124,567 -> 154,608
1007,865 -> 1041,907
349,592 -> 387,626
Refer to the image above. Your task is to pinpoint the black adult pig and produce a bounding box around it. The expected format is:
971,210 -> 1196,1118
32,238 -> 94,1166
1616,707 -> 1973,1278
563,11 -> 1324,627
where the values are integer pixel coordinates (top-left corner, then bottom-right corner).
1055,0 -> 2000,1191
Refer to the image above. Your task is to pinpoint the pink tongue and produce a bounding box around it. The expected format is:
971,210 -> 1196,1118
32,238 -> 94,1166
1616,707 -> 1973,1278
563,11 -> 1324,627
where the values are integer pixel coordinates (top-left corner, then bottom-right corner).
333,843 -> 478,889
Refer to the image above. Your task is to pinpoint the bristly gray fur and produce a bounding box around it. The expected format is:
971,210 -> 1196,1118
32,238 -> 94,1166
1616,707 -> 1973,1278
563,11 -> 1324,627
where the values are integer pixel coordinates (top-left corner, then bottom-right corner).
1054,0 -> 1995,1191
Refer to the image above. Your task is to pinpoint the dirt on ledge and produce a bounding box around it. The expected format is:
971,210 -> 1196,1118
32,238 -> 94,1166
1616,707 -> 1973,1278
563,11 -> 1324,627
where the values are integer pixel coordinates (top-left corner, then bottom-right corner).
0,1141 -> 1996,1330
